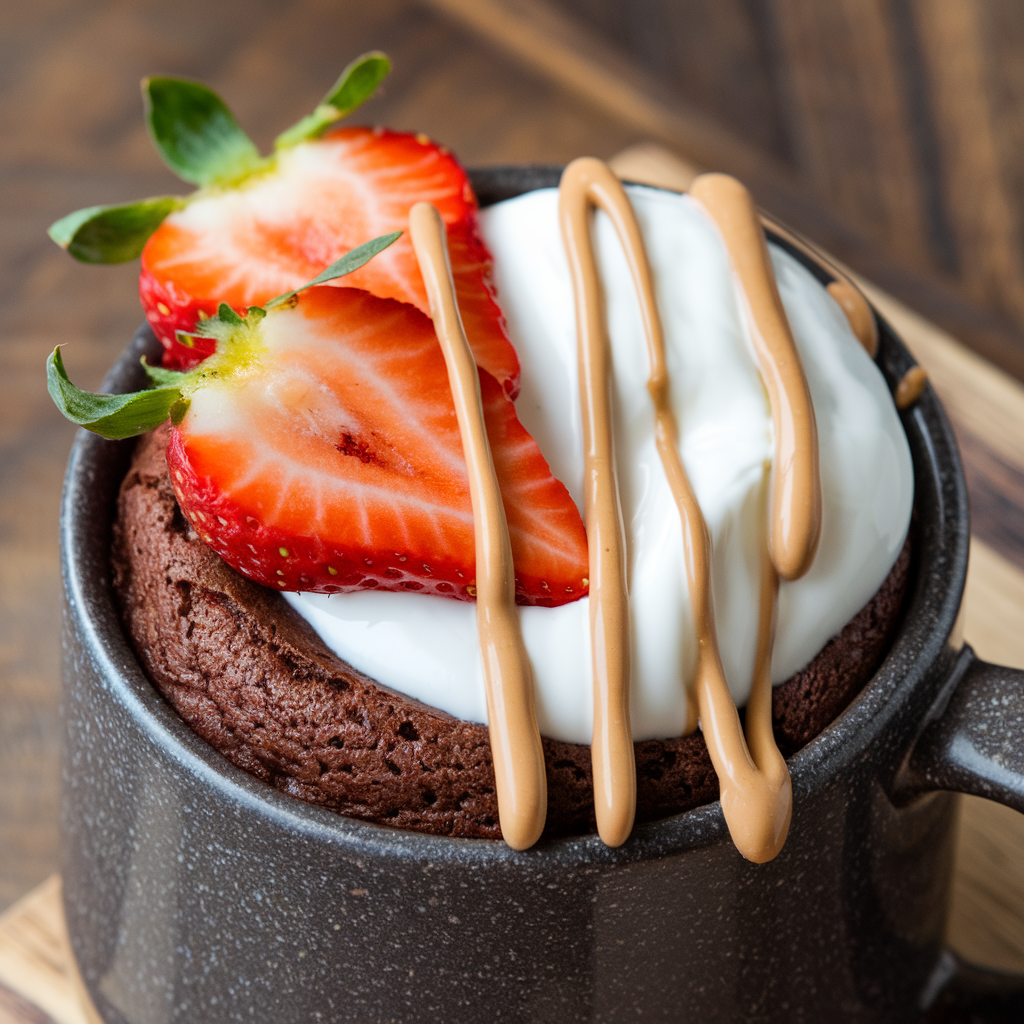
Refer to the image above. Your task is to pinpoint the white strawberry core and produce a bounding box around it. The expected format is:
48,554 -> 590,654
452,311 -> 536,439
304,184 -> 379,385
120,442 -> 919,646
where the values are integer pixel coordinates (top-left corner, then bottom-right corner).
285,186 -> 913,744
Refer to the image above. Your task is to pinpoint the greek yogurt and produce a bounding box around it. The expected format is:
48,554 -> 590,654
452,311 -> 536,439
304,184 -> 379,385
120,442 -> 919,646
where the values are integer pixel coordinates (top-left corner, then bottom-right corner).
284,185 -> 913,744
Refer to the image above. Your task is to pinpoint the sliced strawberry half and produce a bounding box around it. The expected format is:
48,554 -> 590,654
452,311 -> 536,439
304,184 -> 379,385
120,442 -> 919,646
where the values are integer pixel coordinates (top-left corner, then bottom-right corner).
166,287 -> 587,606
140,126 -> 520,396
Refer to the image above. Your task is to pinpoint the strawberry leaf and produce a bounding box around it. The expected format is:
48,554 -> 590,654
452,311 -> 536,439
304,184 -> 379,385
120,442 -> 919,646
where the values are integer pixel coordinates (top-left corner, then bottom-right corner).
48,347 -> 183,439
48,197 -> 182,263
143,77 -> 265,187
321,50 -> 391,114
274,51 -> 391,149
265,231 -> 402,308
217,303 -> 246,326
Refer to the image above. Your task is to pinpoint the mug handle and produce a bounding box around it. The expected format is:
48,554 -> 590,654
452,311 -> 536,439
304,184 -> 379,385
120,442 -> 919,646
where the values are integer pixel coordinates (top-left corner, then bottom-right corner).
894,644 -> 1024,1022
898,645 -> 1024,810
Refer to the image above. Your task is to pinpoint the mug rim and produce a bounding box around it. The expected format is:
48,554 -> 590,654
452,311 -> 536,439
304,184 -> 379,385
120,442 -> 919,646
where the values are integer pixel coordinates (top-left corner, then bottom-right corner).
59,166 -> 971,867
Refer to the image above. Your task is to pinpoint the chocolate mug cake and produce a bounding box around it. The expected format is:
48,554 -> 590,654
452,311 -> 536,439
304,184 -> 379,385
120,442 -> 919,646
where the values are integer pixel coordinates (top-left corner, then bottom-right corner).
51,58 -> 1024,1022
104,162 -> 913,853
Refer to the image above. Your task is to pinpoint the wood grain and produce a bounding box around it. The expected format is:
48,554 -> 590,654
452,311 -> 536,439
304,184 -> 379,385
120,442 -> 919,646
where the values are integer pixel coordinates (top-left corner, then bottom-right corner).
425,0 -> 790,183
769,0 -> 934,268
0,878 -> 89,1024
910,0 -> 1024,326
548,0 -> 789,161
855,275 -> 1024,571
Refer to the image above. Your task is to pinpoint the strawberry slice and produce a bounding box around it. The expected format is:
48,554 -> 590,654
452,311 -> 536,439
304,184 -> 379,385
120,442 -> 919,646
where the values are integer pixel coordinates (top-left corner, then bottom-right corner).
165,287 -> 587,606
140,127 -> 520,396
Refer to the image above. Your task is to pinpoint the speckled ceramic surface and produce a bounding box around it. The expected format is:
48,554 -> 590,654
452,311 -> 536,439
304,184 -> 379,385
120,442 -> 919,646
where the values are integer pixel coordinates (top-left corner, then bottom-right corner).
60,168 -> 1024,1023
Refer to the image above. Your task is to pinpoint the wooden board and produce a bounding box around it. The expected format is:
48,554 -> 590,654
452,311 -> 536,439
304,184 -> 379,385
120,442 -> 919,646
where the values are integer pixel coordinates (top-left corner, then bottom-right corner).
0,878 -> 95,1024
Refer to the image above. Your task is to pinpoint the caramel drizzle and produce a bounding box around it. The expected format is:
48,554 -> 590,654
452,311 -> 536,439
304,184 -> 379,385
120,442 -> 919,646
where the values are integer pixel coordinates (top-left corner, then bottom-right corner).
894,365 -> 928,409
409,201 -> 547,851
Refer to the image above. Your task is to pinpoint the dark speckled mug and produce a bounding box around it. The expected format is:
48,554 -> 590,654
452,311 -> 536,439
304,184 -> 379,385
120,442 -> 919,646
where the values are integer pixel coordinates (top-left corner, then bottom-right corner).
61,168 -> 1024,1023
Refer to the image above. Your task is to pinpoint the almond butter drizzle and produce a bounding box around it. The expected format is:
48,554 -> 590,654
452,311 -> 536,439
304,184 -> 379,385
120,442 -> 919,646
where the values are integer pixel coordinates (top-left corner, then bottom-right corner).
690,175 -> 822,584
558,159 -> 636,847
409,201 -> 547,851
558,161 -> 801,861
826,281 -> 879,358
410,165 -> 822,859
895,365 -> 928,409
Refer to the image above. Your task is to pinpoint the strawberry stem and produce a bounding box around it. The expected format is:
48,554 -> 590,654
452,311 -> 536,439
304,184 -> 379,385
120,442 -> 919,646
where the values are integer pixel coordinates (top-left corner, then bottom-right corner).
141,357 -> 190,387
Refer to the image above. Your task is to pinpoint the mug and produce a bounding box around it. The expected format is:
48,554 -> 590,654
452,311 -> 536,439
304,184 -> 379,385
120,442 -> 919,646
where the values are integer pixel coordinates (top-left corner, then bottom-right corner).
60,167 -> 1024,1023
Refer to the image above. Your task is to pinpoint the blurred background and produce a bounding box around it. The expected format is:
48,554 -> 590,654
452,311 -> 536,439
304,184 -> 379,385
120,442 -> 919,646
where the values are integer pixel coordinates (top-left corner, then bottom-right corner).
3,0 -> 1024,969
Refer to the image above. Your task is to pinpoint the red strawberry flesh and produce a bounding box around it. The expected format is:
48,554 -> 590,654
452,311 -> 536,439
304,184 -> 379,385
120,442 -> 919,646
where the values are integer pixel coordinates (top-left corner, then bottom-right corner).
166,287 -> 587,606
141,127 -> 520,397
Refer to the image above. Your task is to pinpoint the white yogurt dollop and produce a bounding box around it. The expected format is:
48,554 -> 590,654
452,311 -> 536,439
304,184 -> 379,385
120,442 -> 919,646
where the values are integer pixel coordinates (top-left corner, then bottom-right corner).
285,186 -> 913,744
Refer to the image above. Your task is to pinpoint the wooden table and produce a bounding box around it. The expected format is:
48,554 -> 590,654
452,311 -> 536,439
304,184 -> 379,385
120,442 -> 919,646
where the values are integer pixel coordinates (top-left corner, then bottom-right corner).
2,1 -> 1024,1019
